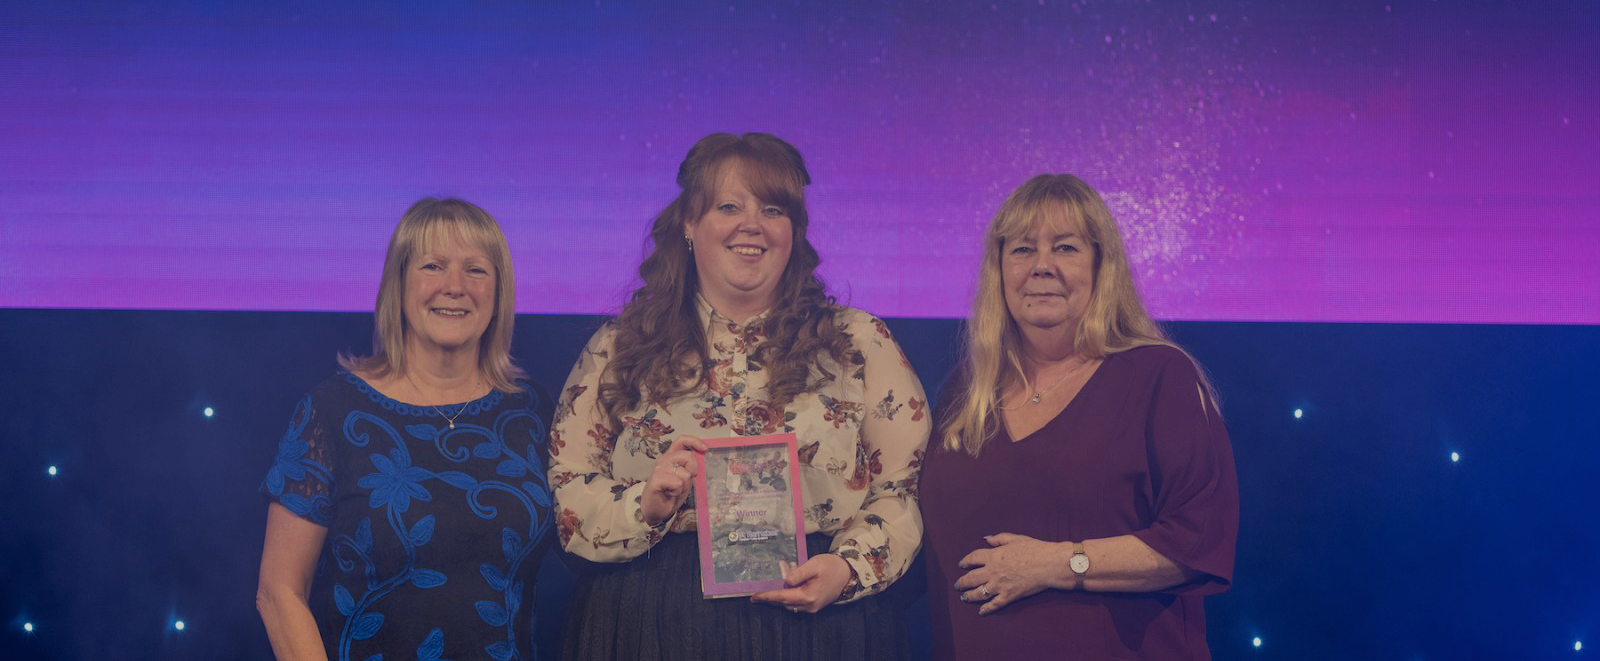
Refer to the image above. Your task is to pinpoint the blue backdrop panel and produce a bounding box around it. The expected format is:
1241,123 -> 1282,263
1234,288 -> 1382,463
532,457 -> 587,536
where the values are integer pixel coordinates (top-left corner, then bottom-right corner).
2,310 -> 1597,659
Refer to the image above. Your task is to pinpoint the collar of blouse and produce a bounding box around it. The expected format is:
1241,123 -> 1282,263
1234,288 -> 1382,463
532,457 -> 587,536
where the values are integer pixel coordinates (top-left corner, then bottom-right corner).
696,293 -> 774,332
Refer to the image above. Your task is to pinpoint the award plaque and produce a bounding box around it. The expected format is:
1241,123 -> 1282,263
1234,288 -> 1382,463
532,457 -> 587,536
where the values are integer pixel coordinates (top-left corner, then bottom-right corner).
693,433 -> 807,598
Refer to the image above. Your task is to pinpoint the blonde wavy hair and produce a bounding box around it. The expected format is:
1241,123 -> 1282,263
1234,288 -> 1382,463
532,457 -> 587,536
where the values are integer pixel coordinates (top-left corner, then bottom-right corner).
598,133 -> 852,430
940,174 -> 1212,455
339,197 -> 526,393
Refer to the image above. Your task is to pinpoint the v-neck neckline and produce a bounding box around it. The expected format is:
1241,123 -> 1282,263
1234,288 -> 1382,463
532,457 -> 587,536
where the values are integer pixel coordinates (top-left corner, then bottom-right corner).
999,355 -> 1110,444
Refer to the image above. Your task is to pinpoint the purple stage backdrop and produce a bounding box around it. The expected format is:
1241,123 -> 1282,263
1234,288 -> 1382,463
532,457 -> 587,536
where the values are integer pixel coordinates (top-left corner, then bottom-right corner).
2,0 -> 1596,323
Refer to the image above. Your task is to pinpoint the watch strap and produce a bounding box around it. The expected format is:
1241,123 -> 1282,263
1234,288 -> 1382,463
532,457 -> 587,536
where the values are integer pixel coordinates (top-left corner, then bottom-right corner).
1071,542 -> 1088,590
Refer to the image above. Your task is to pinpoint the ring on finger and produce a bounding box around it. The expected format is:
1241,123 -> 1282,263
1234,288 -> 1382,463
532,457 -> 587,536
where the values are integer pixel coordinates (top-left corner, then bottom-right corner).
979,585 -> 992,598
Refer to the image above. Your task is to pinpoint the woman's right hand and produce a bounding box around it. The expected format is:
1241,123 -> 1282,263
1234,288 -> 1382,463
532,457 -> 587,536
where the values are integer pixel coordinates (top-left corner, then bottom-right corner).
640,435 -> 707,526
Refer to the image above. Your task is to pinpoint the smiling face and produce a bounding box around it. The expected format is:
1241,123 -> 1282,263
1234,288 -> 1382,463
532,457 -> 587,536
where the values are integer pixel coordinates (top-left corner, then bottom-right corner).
1001,210 -> 1097,337
685,160 -> 795,319
402,226 -> 497,360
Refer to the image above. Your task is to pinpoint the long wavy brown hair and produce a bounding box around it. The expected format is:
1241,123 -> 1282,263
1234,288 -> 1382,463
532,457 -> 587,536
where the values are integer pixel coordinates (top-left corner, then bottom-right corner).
598,133 -> 853,430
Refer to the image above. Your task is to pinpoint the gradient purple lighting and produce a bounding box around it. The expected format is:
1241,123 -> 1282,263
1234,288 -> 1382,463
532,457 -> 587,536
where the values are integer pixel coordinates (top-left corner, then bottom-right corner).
2,1 -> 1595,323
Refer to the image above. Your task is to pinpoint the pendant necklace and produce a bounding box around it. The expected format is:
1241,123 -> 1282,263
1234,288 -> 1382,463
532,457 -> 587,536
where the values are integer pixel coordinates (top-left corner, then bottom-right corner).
1025,356 -> 1090,404
405,371 -> 478,430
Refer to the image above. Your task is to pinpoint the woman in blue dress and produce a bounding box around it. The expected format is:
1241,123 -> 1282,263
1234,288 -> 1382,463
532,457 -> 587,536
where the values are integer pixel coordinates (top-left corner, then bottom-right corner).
257,198 -> 553,661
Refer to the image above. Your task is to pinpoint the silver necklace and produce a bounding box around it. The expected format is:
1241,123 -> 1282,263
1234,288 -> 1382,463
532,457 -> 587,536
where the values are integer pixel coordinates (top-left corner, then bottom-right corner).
1023,357 -> 1090,404
405,372 -> 479,430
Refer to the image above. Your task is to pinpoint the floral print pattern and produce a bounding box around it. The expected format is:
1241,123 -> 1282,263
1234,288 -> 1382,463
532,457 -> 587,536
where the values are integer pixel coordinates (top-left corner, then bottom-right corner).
547,298 -> 931,602
262,374 -> 552,660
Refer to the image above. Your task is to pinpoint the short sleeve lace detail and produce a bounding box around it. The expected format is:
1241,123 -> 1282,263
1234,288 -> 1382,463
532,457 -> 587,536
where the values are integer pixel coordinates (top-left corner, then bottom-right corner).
262,392 -> 337,525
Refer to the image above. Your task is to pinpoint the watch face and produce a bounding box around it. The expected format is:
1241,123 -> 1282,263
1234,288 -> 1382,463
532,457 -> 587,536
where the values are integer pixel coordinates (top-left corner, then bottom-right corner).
1069,553 -> 1090,574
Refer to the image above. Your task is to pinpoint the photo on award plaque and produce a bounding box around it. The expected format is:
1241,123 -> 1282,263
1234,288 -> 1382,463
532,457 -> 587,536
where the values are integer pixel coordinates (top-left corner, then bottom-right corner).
693,433 -> 808,598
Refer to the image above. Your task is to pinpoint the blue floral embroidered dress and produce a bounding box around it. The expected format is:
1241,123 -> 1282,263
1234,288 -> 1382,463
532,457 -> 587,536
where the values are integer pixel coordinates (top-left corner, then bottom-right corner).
263,374 -> 554,661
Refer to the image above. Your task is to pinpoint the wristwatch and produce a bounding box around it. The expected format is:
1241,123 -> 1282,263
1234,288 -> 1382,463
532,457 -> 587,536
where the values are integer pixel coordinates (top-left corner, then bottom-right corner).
1068,542 -> 1090,589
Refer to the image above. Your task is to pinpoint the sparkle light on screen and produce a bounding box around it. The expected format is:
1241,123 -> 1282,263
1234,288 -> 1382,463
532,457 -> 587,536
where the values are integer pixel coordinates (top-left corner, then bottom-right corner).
2,0 -> 1595,322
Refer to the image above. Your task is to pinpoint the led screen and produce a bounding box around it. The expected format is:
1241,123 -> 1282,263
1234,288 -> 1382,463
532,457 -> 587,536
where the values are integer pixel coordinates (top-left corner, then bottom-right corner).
2,0 -> 1595,323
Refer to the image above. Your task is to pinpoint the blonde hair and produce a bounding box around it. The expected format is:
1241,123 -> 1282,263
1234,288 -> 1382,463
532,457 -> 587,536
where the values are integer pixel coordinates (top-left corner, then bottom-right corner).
599,133 -> 851,430
339,197 -> 526,393
940,174 -> 1212,455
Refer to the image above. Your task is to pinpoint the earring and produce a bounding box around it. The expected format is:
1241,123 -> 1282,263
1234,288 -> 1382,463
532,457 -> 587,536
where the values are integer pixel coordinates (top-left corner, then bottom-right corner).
684,235 -> 694,251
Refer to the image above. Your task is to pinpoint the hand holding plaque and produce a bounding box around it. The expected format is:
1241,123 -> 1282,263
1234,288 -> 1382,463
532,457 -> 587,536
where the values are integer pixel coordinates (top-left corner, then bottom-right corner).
749,551 -> 854,614
693,433 -> 808,598
642,435 -> 709,526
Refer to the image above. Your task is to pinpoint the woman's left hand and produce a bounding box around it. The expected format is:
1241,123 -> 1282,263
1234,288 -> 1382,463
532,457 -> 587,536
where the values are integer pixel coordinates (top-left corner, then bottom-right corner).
953,532 -> 1065,615
749,552 -> 855,614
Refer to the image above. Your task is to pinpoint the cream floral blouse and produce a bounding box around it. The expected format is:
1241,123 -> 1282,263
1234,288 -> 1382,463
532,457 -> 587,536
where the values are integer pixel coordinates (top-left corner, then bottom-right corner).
548,297 -> 930,602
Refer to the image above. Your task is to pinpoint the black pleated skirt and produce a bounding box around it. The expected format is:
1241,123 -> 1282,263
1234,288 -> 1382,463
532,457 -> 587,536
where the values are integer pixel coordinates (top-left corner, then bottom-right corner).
561,532 -> 911,661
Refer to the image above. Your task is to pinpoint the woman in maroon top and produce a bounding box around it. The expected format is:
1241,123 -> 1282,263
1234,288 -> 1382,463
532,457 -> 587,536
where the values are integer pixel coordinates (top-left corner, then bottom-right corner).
921,174 -> 1238,660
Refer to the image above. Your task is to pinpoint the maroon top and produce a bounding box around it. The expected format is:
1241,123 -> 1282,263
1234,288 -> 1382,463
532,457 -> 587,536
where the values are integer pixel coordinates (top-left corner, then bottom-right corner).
921,345 -> 1238,661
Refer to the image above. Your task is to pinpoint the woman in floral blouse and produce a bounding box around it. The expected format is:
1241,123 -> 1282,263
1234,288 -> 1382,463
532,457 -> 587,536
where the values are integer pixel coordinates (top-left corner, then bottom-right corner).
549,132 -> 931,660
